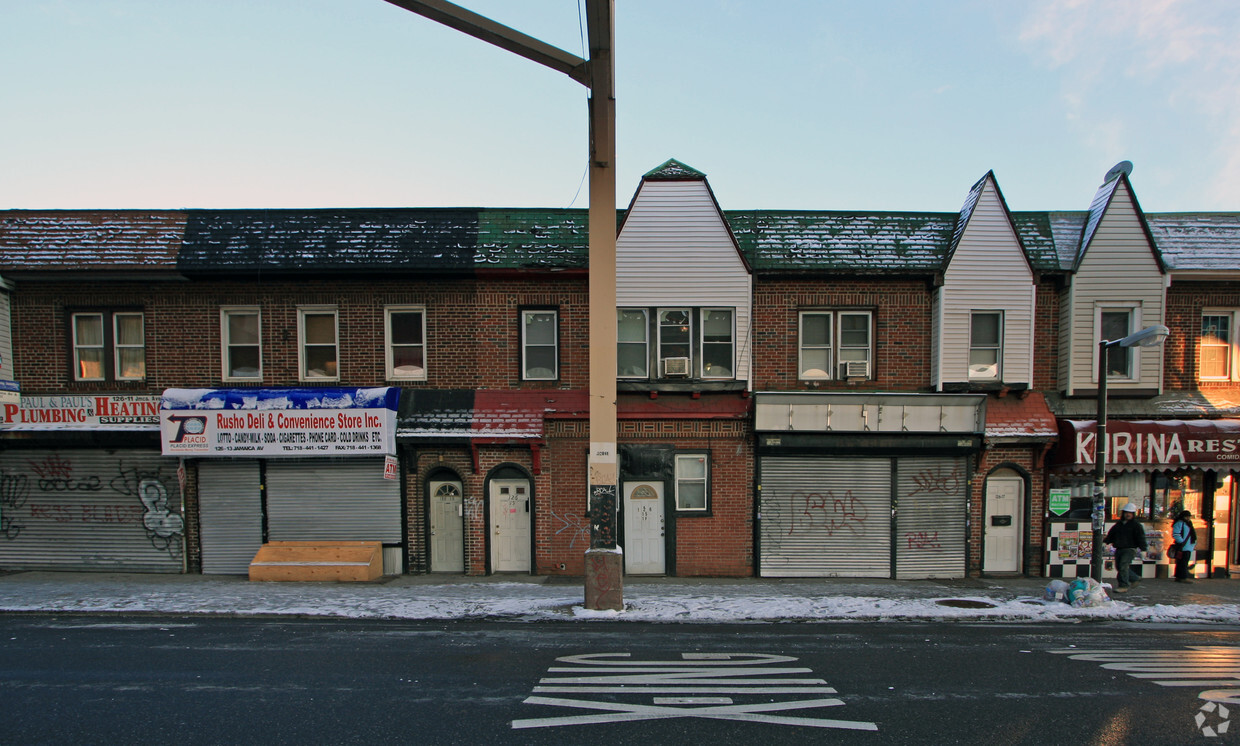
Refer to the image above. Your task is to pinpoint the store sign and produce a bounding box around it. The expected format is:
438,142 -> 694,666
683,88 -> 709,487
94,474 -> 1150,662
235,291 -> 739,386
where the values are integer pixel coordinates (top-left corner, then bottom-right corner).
160,387 -> 399,458
0,393 -> 160,429
1049,488 -> 1071,516
0,380 -> 19,408
1060,420 -> 1240,467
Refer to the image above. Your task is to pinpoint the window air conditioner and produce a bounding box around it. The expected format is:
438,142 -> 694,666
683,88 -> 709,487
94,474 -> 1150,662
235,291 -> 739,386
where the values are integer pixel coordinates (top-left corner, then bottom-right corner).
662,357 -> 690,377
840,360 -> 869,379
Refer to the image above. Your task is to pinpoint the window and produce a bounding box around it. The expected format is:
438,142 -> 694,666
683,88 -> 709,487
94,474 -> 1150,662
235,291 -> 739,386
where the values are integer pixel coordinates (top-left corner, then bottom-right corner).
700,309 -> 734,378
1098,307 -> 1135,379
1201,311 -> 1239,381
620,307 -> 739,380
71,311 -> 145,382
386,306 -> 426,380
521,309 -> 558,380
299,308 -> 338,381
658,309 -> 692,376
617,309 -> 649,378
798,311 -> 872,380
675,453 -> 708,512
221,308 -> 261,380
968,312 -> 1002,381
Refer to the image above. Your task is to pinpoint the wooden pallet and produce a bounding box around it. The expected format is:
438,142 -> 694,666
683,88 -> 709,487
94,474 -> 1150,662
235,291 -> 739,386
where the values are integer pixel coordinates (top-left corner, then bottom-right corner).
249,541 -> 383,582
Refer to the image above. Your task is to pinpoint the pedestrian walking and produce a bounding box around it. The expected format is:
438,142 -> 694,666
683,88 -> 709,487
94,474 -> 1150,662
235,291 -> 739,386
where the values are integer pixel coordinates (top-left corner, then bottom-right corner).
1104,503 -> 1148,593
1172,510 -> 1197,583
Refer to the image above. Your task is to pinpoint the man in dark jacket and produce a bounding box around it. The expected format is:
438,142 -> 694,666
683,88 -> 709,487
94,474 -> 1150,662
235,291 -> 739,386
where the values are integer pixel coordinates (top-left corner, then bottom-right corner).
1104,502 -> 1148,593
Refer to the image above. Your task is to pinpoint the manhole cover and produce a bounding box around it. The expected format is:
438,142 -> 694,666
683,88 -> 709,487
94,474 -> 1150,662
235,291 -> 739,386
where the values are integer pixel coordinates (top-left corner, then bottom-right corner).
935,599 -> 997,609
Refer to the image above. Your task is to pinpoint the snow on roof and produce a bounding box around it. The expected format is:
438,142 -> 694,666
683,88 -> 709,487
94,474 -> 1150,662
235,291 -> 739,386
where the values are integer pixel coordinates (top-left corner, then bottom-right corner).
1147,213 -> 1240,271
0,211 -> 183,270
726,211 -> 956,273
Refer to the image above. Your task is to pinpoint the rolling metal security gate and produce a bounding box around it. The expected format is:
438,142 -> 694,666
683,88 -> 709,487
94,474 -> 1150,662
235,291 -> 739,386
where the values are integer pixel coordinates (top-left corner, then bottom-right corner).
894,456 -> 967,579
264,458 -> 402,571
0,448 -> 184,572
197,460 -> 262,575
759,456 -> 891,577
759,455 -> 967,578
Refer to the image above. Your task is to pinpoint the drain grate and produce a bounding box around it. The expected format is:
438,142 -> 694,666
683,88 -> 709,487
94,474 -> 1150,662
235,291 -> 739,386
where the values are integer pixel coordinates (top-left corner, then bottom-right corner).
935,599 -> 997,609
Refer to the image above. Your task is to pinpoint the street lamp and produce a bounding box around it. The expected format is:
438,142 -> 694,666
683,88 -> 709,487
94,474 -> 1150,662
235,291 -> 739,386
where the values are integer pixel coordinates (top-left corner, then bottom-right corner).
1092,324 -> 1170,581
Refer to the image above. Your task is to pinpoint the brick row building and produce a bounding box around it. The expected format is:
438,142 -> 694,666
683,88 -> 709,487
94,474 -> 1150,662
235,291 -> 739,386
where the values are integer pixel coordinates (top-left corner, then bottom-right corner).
1,159 -> 1237,581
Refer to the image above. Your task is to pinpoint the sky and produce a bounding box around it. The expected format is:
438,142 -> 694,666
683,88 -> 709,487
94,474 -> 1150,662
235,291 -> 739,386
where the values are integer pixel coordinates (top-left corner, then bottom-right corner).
3,0 -> 1239,214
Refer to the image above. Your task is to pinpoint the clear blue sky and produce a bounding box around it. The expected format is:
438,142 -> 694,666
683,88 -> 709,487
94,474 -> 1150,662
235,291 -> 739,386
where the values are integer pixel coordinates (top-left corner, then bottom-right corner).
3,0 -> 1238,213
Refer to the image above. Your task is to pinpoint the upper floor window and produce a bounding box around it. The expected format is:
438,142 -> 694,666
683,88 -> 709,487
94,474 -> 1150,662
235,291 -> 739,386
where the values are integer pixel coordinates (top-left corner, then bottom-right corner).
700,309 -> 734,379
299,307 -> 338,381
798,310 -> 872,380
386,306 -> 427,380
221,308 -> 261,381
72,311 -> 145,381
1201,311 -> 1238,381
674,452 -> 708,512
1098,306 -> 1136,379
618,307 -> 736,380
617,309 -> 649,378
521,309 -> 558,381
968,311 -> 1002,381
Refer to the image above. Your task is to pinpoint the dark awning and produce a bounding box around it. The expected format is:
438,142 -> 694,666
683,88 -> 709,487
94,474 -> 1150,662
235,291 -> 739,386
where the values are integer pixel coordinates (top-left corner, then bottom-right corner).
1053,419 -> 1240,472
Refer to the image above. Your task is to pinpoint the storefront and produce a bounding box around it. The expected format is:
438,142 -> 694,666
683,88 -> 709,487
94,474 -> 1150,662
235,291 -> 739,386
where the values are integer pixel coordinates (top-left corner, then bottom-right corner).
160,387 -> 403,575
1047,419 -> 1238,579
0,393 -> 184,572
754,393 -> 984,579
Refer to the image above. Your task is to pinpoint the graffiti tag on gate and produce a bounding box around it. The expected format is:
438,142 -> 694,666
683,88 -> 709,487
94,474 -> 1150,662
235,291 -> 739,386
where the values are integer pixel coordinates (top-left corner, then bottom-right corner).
906,465 -> 962,497
0,469 -> 29,539
790,491 -> 868,537
905,531 -> 941,550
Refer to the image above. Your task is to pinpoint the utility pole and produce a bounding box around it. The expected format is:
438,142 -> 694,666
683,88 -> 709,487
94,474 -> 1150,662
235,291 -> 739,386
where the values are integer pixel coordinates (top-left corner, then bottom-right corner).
383,0 -> 621,609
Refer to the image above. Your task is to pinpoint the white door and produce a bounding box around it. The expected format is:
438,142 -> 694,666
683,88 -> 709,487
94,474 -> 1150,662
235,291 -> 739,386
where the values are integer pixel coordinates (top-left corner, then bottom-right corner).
430,480 -> 464,573
623,482 -> 666,575
984,475 -> 1024,574
490,479 -> 531,572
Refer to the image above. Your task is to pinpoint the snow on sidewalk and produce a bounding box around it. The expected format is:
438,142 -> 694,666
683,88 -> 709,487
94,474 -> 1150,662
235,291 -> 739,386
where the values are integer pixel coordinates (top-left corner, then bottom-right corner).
1,573 -> 1238,624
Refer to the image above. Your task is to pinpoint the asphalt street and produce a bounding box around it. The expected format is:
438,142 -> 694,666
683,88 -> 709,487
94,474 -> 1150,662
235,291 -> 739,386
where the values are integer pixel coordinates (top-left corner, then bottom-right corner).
2,614 -> 1238,745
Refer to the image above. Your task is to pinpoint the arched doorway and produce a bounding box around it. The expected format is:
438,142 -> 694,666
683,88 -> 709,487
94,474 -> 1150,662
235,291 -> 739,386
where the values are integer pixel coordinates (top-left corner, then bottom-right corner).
428,474 -> 464,573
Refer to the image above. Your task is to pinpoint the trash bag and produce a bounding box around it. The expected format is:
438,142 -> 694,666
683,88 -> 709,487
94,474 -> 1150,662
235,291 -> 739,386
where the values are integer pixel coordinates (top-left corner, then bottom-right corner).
1044,579 -> 1070,602
1067,577 -> 1110,607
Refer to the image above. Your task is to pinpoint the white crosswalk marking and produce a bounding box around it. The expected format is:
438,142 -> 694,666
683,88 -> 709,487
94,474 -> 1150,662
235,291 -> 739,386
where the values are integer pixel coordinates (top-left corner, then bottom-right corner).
1049,646 -> 1240,696
512,652 -> 877,732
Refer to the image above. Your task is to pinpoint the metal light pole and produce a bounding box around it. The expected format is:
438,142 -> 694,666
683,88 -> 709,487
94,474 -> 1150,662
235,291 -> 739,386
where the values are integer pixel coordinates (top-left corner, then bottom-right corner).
1091,324 -> 1170,581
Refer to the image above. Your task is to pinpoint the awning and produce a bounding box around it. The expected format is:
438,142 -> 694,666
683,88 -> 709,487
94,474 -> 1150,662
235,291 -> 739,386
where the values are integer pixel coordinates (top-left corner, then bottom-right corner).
396,389 -> 589,439
984,392 -> 1058,443
1053,418 -> 1240,472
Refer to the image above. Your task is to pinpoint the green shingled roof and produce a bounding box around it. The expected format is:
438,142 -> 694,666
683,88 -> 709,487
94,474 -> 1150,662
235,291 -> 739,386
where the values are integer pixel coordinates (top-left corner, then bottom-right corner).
725,210 -> 957,273
643,159 -> 707,180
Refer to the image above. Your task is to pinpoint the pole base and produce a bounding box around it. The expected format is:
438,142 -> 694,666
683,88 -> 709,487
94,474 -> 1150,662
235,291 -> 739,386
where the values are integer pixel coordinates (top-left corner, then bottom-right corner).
584,547 -> 623,611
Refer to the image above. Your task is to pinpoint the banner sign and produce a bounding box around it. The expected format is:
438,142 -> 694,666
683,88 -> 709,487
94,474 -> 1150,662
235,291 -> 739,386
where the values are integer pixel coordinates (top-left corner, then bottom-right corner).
160,387 -> 399,458
0,393 -> 160,430
1057,419 -> 1240,468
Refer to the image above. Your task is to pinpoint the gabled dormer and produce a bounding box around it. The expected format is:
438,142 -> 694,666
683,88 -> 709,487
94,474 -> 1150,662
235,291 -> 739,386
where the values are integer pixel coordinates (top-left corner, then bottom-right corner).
615,159 -> 752,389
1059,163 -> 1167,396
933,171 -> 1036,392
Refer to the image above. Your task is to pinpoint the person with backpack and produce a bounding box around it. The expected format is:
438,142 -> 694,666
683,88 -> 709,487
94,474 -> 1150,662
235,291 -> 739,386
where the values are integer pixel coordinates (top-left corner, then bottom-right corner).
1172,510 -> 1198,583
1104,503 -> 1148,593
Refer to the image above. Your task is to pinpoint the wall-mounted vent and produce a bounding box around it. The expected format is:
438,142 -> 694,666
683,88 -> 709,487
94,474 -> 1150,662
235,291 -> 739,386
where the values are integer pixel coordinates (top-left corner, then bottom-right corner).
841,360 -> 869,379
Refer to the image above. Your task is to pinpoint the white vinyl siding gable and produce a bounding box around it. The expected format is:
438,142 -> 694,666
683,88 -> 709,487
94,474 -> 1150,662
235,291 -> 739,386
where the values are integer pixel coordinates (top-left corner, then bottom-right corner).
1062,180 -> 1166,395
616,178 -> 752,383
935,178 -> 1035,390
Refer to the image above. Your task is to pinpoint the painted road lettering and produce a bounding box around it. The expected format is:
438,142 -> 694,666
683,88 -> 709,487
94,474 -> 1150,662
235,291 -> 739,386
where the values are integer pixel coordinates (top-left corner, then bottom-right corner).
512,652 -> 877,732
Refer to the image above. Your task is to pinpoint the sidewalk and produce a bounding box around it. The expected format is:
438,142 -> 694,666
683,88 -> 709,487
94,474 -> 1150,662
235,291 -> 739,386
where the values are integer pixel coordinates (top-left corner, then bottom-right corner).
2,570 -> 1239,624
